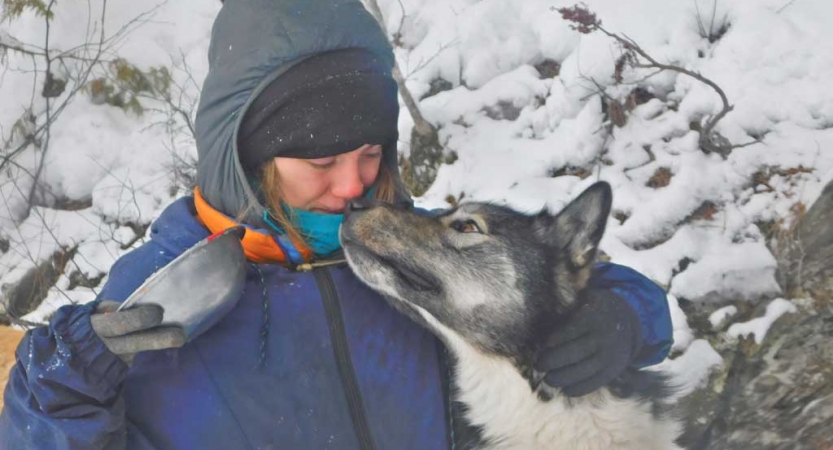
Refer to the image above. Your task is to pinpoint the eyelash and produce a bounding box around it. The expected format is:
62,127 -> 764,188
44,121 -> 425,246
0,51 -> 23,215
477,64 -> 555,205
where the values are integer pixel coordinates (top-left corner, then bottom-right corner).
309,160 -> 335,169
309,152 -> 381,169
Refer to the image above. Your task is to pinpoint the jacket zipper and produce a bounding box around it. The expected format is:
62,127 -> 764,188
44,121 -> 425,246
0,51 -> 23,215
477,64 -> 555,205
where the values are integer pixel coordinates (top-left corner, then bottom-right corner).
438,341 -> 457,450
314,267 -> 377,450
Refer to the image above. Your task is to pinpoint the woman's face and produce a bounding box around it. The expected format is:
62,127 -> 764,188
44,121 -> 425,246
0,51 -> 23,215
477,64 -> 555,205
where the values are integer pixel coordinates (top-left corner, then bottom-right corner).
273,144 -> 383,214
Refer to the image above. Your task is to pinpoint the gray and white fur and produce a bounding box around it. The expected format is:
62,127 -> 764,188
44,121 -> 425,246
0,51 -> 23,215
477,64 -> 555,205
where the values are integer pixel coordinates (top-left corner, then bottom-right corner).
340,182 -> 682,450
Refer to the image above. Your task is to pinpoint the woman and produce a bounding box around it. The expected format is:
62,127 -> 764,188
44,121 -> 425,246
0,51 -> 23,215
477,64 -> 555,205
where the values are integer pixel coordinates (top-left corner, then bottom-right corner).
0,1 -> 672,449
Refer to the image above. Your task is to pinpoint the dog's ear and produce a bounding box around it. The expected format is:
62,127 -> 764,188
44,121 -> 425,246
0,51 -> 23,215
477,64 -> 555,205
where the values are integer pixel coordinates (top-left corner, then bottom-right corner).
534,182 -> 612,290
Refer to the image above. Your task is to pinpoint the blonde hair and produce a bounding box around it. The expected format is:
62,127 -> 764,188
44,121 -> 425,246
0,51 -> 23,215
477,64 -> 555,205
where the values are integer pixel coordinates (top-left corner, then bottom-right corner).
258,159 -> 399,250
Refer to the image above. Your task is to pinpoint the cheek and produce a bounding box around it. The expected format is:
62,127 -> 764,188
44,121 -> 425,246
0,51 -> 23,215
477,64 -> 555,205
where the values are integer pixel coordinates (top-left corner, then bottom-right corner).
277,165 -> 329,207
360,159 -> 382,187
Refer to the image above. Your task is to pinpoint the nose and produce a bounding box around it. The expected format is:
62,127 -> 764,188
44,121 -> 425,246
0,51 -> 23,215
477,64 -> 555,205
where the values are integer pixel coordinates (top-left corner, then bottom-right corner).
330,163 -> 365,200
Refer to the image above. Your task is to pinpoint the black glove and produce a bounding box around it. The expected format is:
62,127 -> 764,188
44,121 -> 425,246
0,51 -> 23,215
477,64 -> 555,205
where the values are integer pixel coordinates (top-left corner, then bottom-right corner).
90,300 -> 186,365
534,288 -> 642,397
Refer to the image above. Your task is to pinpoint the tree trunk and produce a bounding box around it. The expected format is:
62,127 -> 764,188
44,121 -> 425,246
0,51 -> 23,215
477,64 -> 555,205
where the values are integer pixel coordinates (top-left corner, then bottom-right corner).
364,0 -> 445,196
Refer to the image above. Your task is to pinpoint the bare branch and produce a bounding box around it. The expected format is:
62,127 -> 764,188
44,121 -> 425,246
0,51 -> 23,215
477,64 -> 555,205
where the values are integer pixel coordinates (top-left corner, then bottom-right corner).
1,0 -> 179,298
558,4 -> 743,158
403,40 -> 457,79
0,39 -> 46,59
0,314 -> 46,329
28,206 -> 98,299
365,0 -> 435,136
24,0 -> 58,216
694,0 -> 707,39
606,31 -> 729,110
729,135 -> 767,150
709,0 -> 718,40
393,0 -> 406,46
776,0 -> 800,14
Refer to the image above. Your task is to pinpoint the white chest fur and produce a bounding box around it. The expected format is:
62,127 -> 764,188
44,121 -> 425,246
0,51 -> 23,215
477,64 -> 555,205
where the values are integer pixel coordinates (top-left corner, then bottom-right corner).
416,308 -> 682,450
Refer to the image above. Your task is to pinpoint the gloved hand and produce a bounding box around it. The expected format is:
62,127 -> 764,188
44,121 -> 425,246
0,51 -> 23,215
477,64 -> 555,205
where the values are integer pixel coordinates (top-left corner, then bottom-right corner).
534,288 -> 642,397
90,300 -> 186,365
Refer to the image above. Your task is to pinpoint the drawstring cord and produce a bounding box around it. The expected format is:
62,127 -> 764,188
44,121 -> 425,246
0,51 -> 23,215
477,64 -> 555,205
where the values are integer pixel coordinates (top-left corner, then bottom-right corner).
444,346 -> 457,450
251,258 -> 346,371
253,263 -> 269,370
295,259 -> 346,271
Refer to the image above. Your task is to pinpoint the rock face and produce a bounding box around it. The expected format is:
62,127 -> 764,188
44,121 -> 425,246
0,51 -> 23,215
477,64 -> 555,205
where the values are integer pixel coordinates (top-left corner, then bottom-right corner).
401,125 -> 445,197
1,248 -> 74,320
677,299 -> 833,450
676,179 -> 833,450
774,179 -> 833,302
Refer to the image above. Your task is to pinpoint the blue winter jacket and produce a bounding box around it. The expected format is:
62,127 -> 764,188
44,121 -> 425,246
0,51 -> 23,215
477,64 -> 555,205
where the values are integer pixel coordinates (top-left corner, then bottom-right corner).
0,197 -> 673,450
1,197 -> 451,449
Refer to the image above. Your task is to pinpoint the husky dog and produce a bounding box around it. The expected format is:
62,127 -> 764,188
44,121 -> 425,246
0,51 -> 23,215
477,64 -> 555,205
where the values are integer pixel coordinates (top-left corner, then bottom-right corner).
340,182 -> 681,450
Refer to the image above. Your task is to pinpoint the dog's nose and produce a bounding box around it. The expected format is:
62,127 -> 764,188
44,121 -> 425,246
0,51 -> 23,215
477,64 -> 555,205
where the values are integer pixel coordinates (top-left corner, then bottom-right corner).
345,198 -> 372,219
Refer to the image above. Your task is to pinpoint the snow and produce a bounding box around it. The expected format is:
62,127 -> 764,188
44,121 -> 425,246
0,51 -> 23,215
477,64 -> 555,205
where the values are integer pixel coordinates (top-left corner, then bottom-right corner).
709,305 -> 738,329
667,294 -> 695,353
1,0 -> 212,318
652,339 -> 723,401
401,0 -> 833,304
727,298 -> 798,344
1,0 -> 832,404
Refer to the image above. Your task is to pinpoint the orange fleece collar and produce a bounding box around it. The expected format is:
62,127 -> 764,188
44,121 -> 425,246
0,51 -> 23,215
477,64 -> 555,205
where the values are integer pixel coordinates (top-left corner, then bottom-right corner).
193,187 -> 312,264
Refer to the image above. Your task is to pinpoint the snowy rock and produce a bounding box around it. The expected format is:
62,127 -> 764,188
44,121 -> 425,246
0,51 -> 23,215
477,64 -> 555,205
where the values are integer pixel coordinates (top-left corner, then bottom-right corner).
773,178 -> 833,302
675,298 -> 833,450
726,298 -> 797,344
708,305 -> 738,329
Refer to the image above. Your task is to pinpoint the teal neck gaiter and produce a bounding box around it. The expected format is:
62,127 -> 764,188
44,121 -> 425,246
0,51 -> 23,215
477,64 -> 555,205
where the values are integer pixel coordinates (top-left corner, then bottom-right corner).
263,187 -> 376,258
287,207 -> 344,257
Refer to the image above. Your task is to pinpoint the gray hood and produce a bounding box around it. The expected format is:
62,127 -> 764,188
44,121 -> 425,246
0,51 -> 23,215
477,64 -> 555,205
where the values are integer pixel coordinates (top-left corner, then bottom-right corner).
195,0 -> 398,226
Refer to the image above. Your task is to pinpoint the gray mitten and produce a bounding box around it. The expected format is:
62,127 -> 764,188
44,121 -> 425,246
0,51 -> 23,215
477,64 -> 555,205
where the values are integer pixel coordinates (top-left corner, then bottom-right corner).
90,300 -> 186,365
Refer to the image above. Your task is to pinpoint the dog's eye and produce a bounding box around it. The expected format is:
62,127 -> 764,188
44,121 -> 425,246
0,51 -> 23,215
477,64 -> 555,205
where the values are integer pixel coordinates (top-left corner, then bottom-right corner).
451,219 -> 482,234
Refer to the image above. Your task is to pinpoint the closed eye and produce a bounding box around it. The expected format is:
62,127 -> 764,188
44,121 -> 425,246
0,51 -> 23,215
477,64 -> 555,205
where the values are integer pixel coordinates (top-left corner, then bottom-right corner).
308,157 -> 336,169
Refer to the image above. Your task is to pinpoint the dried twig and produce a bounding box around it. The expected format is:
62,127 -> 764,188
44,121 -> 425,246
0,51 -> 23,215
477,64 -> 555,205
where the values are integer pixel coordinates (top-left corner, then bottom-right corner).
24,0 -> 58,215
403,40 -> 458,80
776,0 -> 801,14
0,314 -> 46,329
557,4 -> 760,159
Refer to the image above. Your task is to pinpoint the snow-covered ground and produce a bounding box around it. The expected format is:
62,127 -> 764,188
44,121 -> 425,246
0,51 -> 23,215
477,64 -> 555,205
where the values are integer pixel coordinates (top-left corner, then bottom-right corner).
1,0 -> 217,319
2,0 -> 832,395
